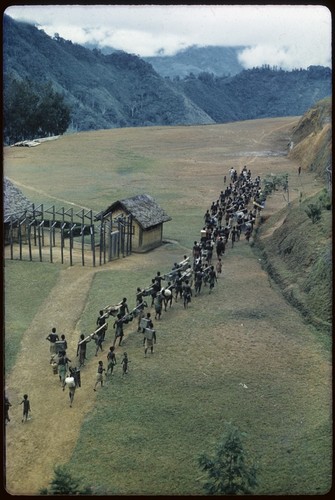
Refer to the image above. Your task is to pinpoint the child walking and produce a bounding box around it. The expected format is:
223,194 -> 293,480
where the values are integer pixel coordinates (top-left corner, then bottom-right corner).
94,361 -> 106,391
121,352 -> 130,375
106,346 -> 117,376
20,394 -> 31,422
5,396 -> 12,423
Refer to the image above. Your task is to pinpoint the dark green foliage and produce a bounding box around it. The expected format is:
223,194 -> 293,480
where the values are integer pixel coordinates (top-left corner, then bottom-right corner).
198,425 -> 258,495
305,204 -> 322,223
263,173 -> 289,195
3,76 -> 71,144
256,181 -> 332,331
318,188 -> 331,210
39,465 -> 92,495
178,66 -> 332,123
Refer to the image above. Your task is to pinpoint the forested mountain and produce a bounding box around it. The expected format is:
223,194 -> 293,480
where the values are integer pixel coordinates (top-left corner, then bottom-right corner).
3,14 -> 213,137
144,45 -> 245,78
175,66 -> 332,123
3,14 -> 332,141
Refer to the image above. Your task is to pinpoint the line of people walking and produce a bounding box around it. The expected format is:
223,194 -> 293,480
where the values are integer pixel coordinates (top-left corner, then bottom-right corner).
5,166 -> 265,418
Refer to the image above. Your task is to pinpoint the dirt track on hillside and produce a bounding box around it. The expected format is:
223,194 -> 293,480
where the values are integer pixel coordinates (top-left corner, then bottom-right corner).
4,119 -> 330,494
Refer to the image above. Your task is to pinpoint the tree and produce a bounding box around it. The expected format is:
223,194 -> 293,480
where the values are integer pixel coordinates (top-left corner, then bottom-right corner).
305,203 -> 322,224
39,465 -> 92,495
3,77 -> 39,143
3,76 -> 71,144
35,82 -> 71,137
198,424 -> 258,495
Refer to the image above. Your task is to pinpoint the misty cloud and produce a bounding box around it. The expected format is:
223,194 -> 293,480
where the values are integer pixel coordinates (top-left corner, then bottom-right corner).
238,44 -> 331,71
5,4 -> 332,70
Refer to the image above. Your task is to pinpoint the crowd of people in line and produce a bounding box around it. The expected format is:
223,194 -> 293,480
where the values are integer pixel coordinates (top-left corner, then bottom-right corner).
5,166 -> 265,417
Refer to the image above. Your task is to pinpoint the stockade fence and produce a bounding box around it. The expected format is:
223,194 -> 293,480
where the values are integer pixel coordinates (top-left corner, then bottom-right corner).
4,203 -> 133,266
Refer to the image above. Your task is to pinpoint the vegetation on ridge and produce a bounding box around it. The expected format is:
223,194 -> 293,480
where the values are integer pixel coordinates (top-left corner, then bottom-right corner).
255,98 -> 332,335
3,14 -> 332,139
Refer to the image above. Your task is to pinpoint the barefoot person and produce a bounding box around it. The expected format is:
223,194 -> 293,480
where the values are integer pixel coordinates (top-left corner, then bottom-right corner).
20,394 -> 31,422
106,346 -> 117,376
94,361 -> 106,391
46,327 -> 59,355
121,352 -> 130,375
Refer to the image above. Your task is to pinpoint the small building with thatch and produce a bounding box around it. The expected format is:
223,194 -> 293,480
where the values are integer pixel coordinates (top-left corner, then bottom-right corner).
96,194 -> 172,252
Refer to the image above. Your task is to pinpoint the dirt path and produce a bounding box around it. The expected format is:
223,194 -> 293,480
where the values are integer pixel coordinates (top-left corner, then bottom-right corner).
5,176 -> 92,211
5,265 -> 97,494
4,121 -> 329,494
4,252 -> 161,494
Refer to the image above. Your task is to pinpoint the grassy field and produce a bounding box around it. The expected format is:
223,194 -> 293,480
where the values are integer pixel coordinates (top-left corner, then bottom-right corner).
4,119 -> 332,495
4,260 -> 60,372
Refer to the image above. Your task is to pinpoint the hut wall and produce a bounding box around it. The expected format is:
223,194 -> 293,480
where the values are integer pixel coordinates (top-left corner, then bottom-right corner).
106,209 -> 163,252
107,209 -> 139,249
136,224 -> 163,252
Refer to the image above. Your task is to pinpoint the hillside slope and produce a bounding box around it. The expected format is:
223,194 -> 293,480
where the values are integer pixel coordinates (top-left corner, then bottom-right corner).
177,67 -> 331,123
289,97 -> 332,181
255,98 -> 332,333
3,15 -> 213,131
144,45 -> 245,78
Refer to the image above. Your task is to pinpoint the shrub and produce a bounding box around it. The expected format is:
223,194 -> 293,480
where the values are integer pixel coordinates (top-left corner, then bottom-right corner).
39,465 -> 92,495
305,203 -> 322,223
198,424 -> 258,495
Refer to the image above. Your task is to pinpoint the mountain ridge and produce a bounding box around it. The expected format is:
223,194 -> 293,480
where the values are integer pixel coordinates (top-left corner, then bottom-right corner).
3,14 -> 332,135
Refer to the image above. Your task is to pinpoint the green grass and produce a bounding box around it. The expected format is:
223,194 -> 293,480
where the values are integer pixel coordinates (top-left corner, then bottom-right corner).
4,121 -> 332,495
65,241 -> 332,495
256,190 -> 332,337
4,260 -> 60,372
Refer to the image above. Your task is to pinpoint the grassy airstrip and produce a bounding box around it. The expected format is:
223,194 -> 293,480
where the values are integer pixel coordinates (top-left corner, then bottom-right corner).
4,120 -> 332,495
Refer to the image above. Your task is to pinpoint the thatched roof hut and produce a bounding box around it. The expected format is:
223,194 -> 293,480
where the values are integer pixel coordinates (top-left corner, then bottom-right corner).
96,193 -> 172,252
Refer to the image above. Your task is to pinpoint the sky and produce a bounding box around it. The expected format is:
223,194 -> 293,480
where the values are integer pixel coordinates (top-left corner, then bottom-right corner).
4,4 -> 332,70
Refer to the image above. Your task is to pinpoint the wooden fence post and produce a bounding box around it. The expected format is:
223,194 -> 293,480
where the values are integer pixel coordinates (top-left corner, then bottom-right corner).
90,225 -> 95,267
81,224 -> 85,266
61,222 -> 66,264
38,221 -> 44,262
99,223 -> 103,266
18,220 -> 23,260
49,221 -> 57,263
28,220 -> 35,261
9,217 -> 14,260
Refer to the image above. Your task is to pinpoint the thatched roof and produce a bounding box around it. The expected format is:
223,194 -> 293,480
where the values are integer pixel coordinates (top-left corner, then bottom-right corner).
96,193 -> 171,229
4,177 -> 32,221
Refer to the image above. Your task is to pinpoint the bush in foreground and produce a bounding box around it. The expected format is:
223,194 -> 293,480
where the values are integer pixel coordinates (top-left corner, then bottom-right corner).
39,465 -> 92,495
198,424 -> 258,495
